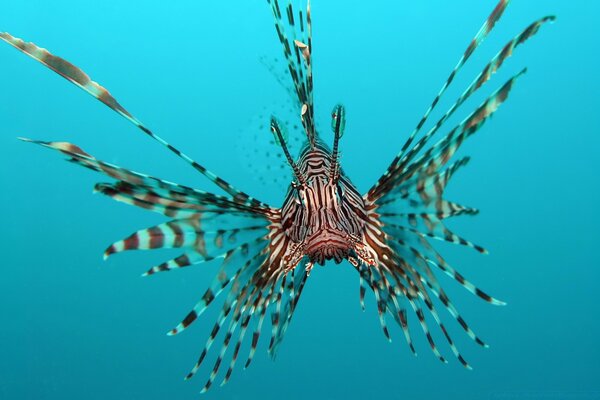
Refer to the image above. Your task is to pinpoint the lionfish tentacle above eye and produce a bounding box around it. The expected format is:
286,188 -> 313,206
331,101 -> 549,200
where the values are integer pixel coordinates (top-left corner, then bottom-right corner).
3,0 -> 555,392
271,117 -> 307,186
329,104 -> 346,182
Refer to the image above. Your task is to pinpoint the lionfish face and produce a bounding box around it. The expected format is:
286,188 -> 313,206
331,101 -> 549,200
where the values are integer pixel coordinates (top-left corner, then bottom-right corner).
281,157 -> 362,266
276,107 -> 379,271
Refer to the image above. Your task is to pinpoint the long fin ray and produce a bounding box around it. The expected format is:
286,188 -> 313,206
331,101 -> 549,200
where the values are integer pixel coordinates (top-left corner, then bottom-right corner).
1,32 -> 267,207
371,15 -> 555,199
393,0 -> 510,164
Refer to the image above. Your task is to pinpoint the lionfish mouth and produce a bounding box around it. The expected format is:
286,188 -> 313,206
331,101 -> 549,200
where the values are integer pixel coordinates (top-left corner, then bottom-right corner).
305,229 -> 352,265
309,247 -> 348,265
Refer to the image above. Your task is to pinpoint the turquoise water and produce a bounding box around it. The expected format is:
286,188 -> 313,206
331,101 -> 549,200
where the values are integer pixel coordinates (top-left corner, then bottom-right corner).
1,1 -> 598,399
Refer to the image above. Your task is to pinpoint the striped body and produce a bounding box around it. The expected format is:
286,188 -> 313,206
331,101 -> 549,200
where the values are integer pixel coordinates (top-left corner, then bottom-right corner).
1,0 -> 554,393
281,142 -> 367,266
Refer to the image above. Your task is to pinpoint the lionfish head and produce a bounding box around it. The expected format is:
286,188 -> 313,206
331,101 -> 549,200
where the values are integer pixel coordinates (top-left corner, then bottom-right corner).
274,105 -> 379,270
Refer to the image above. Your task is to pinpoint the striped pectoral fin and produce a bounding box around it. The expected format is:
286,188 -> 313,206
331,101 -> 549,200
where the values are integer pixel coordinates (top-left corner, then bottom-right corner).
95,181 -> 270,219
379,201 -> 479,223
182,261 -> 262,383
381,156 -> 471,203
429,254 -> 505,307
201,277 -> 280,392
392,274 -> 447,363
389,229 -> 504,307
23,138 -> 178,197
469,15 -> 555,95
378,15 -> 555,186
4,34 -> 270,208
440,16 -> 555,137
389,235 -> 502,353
366,265 -> 417,354
19,137 -> 93,158
408,245 -> 490,352
221,281 -> 276,387
365,267 -> 393,342
243,296 -> 269,369
104,219 -> 205,257
221,313 -> 252,387
404,258 -> 476,367
22,138 -> 263,216
103,218 -> 267,260
377,260 -> 420,355
142,252 -> 211,277
269,266 -> 309,358
384,220 -> 488,255
267,273 -> 287,354
396,307 -> 416,356
168,238 -> 269,337
371,69 -> 525,203
419,291 -> 472,369
199,292 -> 255,394
422,69 -> 527,175
243,273 -> 283,369
0,33 -> 142,128
375,68 -> 527,207
95,182 -> 208,218
185,297 -> 238,382
269,267 -> 311,357
431,284 -> 489,349
107,229 -> 267,278
386,235 -> 492,350
372,0 -> 511,196
22,140 -> 198,216
380,258 -> 447,362
358,274 -> 367,311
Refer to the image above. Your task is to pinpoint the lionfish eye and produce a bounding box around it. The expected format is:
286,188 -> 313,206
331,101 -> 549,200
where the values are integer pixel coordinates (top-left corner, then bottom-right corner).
290,182 -> 305,204
335,181 -> 344,201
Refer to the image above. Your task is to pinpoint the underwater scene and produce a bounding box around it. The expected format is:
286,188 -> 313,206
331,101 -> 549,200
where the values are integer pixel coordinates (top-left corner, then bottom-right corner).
1,0 -> 598,399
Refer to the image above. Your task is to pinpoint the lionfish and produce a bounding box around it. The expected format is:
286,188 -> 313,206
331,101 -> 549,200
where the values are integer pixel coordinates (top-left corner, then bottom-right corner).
2,0 -> 554,393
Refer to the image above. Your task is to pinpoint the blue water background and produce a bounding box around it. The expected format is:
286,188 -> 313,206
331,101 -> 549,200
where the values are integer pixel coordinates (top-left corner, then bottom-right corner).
1,1 -> 598,399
